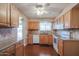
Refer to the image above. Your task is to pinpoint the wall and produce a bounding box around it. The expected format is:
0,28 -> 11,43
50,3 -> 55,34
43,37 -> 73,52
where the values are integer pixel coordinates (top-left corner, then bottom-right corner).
23,17 -> 28,46
0,28 -> 17,50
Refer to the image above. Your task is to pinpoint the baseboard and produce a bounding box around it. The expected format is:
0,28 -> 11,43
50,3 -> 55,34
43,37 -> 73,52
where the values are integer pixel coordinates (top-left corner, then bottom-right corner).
40,44 -> 52,47
33,43 -> 39,45
27,44 -> 53,47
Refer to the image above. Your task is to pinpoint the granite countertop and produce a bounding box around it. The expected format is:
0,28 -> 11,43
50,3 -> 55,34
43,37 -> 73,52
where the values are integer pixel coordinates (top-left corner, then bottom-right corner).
0,42 -> 16,51
0,39 -> 24,51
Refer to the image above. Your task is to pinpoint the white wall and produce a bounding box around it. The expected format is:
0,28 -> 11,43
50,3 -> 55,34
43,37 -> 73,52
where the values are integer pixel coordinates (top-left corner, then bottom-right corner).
23,17 -> 28,46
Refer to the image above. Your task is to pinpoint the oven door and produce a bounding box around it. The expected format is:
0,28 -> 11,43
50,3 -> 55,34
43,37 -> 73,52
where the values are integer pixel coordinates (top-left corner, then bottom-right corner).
53,36 -> 58,53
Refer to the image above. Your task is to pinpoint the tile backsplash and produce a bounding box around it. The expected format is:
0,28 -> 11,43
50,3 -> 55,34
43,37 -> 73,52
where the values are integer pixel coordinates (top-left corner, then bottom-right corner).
0,28 -> 17,50
71,30 -> 79,40
54,30 -> 79,40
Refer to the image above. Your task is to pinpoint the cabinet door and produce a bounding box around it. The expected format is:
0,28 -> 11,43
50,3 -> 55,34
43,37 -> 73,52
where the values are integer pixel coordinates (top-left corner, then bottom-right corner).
28,21 -> 33,29
28,21 -> 39,30
71,7 -> 79,28
58,39 -> 63,56
64,7 -> 79,28
10,4 -> 19,27
53,22 -> 55,29
33,21 -> 39,29
55,20 -> 59,29
57,18 -> 61,29
16,41 -> 24,56
40,35 -> 48,44
28,21 -> 33,30
59,16 -> 64,29
16,45 -> 24,56
27,34 -> 33,44
64,11 -> 71,28
48,35 -> 53,45
60,16 -> 64,24
0,3 -> 10,27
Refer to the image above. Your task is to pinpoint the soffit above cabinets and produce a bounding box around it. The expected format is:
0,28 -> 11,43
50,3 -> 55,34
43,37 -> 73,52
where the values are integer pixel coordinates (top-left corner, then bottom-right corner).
14,3 -> 72,19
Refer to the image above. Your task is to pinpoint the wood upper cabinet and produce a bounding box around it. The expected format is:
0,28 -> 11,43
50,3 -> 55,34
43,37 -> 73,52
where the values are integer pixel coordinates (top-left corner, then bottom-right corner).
59,16 -> 64,29
60,16 -> 64,24
28,21 -> 39,30
64,11 -> 71,28
64,7 -> 79,29
0,3 -> 19,27
71,7 -> 79,28
10,4 -> 19,27
53,4 -> 79,29
0,3 -> 10,27
53,20 -> 58,29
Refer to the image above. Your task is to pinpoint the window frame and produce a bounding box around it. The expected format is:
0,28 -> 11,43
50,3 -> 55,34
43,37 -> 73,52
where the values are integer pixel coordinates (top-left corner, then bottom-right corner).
39,21 -> 52,32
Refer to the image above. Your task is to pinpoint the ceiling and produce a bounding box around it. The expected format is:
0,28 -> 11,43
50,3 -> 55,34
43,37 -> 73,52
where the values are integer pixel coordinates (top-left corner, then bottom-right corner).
14,3 -> 72,19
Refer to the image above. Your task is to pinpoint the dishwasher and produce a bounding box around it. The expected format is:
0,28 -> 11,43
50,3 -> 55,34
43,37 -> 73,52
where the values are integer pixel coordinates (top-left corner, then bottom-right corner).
33,35 -> 39,44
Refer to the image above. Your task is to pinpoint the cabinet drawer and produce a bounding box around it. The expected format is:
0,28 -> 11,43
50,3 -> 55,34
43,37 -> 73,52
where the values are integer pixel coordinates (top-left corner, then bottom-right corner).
48,35 -> 53,45
40,35 -> 48,44
58,40 -> 63,55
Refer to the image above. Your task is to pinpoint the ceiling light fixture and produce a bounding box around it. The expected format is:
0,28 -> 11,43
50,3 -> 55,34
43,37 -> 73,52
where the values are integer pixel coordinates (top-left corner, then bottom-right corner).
35,7 -> 47,15
34,4 -> 49,16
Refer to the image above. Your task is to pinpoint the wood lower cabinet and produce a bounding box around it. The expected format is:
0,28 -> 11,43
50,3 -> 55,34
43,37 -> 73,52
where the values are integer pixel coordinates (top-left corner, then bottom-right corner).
58,40 -> 79,56
0,3 -> 19,27
40,35 -> 53,45
27,34 -> 33,44
16,40 -> 24,56
48,35 -> 53,45
40,35 -> 48,44
58,39 -> 63,56
27,34 -> 53,45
